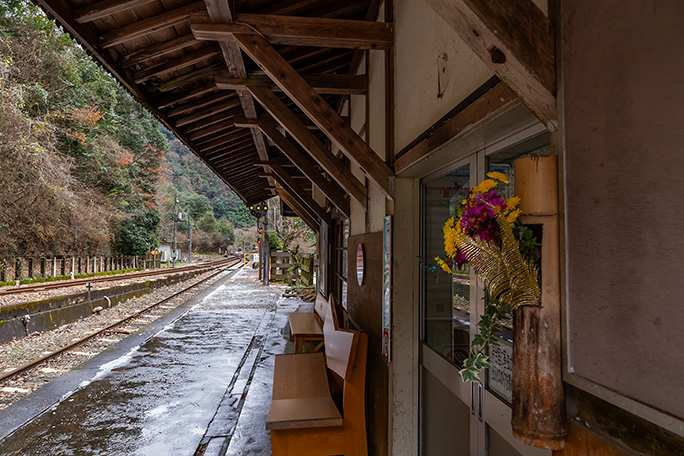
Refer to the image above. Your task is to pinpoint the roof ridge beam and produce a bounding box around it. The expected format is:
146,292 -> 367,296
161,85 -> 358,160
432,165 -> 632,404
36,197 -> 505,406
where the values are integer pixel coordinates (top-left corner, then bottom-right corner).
191,12 -> 393,50
215,72 -> 368,95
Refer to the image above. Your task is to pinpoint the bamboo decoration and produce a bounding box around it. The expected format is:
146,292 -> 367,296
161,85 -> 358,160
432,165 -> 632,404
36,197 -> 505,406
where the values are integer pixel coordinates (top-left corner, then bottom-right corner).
511,155 -> 567,450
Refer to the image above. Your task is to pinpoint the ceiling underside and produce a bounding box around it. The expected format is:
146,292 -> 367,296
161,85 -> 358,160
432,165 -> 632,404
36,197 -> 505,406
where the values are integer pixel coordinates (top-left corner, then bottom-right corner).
33,0 -> 385,222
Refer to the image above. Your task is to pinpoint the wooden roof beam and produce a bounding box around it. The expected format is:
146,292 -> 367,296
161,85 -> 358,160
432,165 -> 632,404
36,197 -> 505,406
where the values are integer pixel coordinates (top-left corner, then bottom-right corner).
183,109 -> 242,132
201,136 -> 254,154
187,119 -> 237,141
277,189 -> 319,232
191,12 -> 393,50
167,93 -> 237,117
202,0 -> 275,189
193,128 -> 250,147
100,1 -> 206,49
259,125 -> 350,218
234,113 -> 348,131
157,64 -> 224,92
158,82 -> 217,110
425,0 -> 556,130
268,165 -> 330,225
247,85 -> 367,208
75,0 -> 156,23
215,72 -> 367,96
175,100 -> 242,127
133,47 -> 222,84
121,34 -> 197,69
232,34 -> 393,199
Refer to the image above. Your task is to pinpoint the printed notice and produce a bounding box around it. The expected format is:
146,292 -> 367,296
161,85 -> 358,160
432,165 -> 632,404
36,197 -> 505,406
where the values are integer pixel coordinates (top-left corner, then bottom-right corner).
488,343 -> 513,404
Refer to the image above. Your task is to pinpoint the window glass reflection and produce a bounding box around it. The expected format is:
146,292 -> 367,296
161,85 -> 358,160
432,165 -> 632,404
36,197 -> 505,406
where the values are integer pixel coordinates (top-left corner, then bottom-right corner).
423,165 -> 471,368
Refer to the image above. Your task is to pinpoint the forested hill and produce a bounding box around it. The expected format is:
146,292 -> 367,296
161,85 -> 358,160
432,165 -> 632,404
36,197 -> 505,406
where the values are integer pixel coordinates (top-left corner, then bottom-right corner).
0,0 -> 254,258
163,131 -> 254,229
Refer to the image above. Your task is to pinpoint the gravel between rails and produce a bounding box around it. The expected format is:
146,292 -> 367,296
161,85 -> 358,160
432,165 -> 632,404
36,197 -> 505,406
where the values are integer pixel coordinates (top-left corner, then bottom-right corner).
0,267 -> 233,411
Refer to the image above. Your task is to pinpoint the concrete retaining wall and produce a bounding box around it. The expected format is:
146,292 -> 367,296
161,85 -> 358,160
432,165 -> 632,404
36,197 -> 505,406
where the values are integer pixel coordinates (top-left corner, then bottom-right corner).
0,268 -> 211,343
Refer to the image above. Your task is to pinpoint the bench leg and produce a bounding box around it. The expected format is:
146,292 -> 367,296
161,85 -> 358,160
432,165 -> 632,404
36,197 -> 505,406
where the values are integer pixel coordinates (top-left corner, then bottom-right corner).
294,337 -> 304,353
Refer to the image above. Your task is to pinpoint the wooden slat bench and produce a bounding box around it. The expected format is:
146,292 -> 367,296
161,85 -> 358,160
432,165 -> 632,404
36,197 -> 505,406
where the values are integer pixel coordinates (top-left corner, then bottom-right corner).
287,292 -> 327,353
267,296 -> 368,455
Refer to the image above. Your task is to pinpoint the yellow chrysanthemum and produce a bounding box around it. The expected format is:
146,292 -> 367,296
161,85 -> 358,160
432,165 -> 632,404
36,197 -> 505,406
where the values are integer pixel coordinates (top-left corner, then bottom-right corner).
472,179 -> 497,194
505,196 -> 521,210
506,209 -> 521,224
486,171 -> 509,184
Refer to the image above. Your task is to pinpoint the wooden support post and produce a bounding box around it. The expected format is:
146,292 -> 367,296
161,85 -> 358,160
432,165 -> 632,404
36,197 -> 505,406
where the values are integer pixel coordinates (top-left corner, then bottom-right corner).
512,155 -> 566,449
52,258 -> 57,278
28,258 -> 34,278
14,258 -> 21,282
61,256 -> 66,276
0,259 -> 5,283
41,257 -> 46,277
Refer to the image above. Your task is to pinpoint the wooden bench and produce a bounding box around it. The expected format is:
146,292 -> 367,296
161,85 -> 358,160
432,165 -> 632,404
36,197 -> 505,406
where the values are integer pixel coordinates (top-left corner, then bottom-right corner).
267,296 -> 368,455
287,292 -> 327,353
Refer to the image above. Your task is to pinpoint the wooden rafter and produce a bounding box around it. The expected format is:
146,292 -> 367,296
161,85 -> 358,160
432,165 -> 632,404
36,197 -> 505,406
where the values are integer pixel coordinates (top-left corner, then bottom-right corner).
425,0 -> 556,129
247,85 -> 367,208
100,1 -> 205,49
158,64 -> 224,92
202,136 -> 254,154
183,110 -> 242,132
187,120 -> 237,141
233,113 -> 348,131
74,0 -> 156,23
259,124 -> 350,218
133,48 -> 222,84
191,13 -> 393,50
230,34 -> 393,199
194,129 -> 250,147
215,72 -> 368,96
269,164 -> 331,225
175,101 -> 242,127
166,93 -> 235,118
202,0 -> 275,190
277,189 -> 319,232
121,34 -> 197,68
158,83 -> 217,110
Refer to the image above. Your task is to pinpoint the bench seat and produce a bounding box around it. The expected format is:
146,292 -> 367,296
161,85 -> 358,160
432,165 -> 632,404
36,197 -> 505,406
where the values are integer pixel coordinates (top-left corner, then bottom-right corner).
267,295 -> 368,455
287,313 -> 324,353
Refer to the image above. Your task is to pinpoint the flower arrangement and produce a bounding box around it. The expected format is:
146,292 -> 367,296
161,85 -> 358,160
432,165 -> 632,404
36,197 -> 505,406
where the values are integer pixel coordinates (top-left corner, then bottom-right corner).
437,171 -> 541,383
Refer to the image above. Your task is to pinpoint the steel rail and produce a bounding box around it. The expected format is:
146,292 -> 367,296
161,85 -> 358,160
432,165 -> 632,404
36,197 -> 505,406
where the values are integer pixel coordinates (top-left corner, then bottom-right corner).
0,257 -> 241,383
0,257 -> 238,297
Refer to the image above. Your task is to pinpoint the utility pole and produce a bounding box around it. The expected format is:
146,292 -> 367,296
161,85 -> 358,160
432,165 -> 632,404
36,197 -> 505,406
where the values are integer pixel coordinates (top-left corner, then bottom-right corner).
187,212 -> 192,265
172,195 -> 178,268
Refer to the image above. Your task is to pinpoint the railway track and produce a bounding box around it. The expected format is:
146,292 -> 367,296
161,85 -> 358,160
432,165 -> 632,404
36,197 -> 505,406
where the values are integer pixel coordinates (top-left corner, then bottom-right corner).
0,257 -> 240,404
0,256 -> 240,298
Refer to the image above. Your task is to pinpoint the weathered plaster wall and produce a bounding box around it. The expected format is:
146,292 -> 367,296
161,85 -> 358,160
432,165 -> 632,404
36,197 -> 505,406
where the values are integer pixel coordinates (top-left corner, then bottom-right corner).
393,0 -> 492,151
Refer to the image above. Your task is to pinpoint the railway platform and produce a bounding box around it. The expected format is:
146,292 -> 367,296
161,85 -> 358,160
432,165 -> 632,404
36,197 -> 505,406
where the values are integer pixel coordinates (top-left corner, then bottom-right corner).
0,266 -> 301,455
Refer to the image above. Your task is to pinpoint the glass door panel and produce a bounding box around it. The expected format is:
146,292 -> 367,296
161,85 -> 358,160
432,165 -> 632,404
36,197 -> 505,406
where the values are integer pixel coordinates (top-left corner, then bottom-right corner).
422,164 -> 471,369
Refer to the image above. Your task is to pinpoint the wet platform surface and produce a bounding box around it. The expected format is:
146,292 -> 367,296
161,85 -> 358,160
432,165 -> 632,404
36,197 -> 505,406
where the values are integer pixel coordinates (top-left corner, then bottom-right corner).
0,267 -> 303,455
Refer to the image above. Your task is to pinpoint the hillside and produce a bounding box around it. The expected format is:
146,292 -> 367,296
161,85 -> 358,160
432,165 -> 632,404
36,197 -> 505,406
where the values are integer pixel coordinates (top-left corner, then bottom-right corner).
0,0 -> 254,258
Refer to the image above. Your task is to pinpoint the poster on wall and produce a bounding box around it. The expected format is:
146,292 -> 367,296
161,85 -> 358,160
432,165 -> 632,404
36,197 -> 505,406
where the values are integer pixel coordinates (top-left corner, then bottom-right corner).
382,216 -> 392,362
318,220 -> 328,296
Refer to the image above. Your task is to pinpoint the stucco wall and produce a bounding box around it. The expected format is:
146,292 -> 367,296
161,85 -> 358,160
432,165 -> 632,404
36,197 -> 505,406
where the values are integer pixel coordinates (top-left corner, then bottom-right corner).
394,0 -> 492,151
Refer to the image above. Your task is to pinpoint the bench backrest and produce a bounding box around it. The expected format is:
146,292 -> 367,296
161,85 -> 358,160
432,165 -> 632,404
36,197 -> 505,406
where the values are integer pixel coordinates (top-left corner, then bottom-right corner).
322,294 -> 358,380
314,292 -> 328,319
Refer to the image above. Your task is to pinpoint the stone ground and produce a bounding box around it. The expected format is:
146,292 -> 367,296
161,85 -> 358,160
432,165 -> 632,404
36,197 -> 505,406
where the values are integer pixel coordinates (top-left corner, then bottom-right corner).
0,266 -> 310,455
